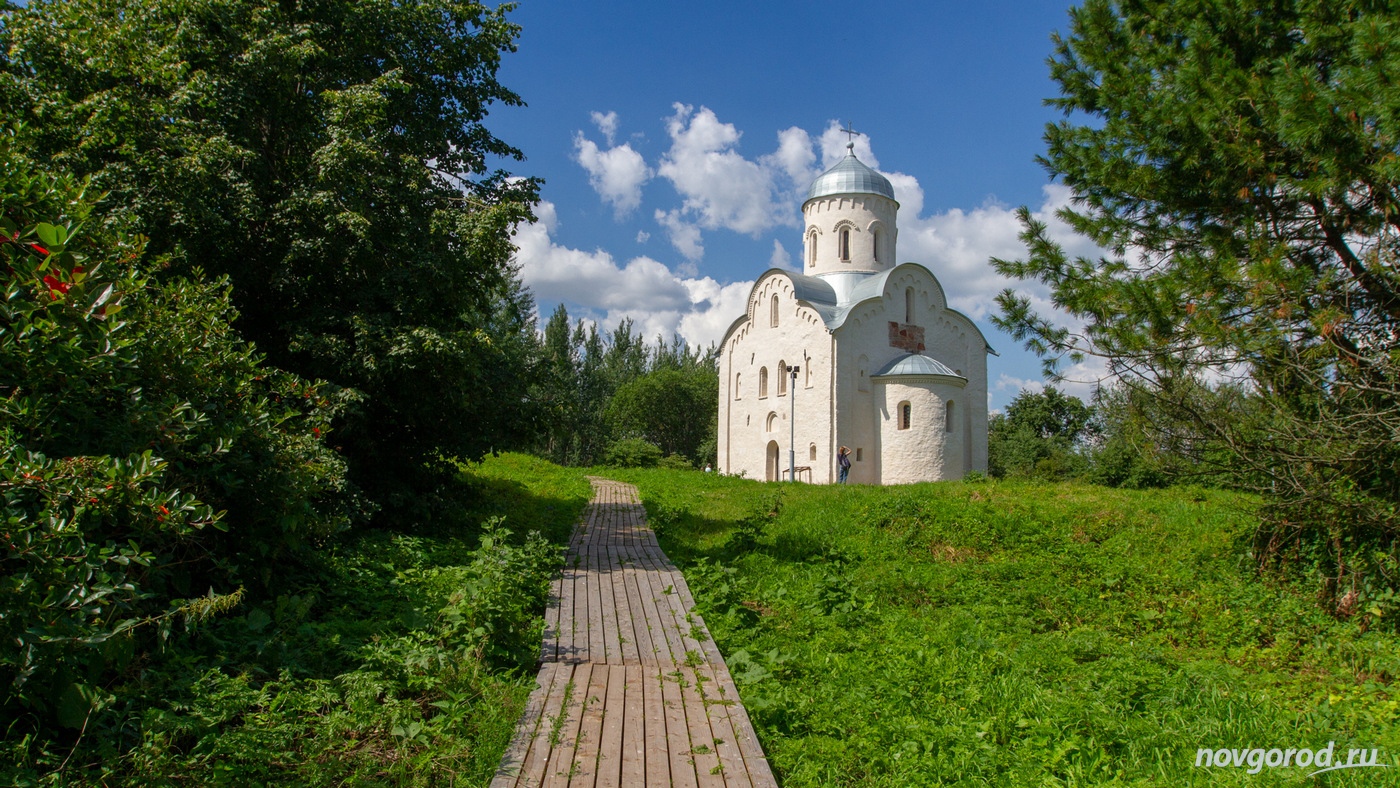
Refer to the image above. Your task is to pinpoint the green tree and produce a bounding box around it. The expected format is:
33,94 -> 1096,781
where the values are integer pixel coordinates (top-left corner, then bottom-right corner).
988,387 -> 1093,480
994,0 -> 1400,593
607,367 -> 717,464
0,0 -> 540,516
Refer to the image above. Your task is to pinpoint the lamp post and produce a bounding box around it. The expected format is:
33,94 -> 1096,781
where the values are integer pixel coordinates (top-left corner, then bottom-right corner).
788,365 -> 800,482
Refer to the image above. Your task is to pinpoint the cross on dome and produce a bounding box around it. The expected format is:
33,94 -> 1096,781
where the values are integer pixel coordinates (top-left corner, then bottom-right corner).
840,122 -> 861,151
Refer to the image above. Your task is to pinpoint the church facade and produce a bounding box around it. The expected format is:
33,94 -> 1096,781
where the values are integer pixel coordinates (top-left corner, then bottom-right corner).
716,146 -> 994,484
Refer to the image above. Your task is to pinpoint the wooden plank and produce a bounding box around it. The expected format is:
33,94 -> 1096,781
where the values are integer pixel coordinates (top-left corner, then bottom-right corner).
515,661 -> 571,788
596,544 -> 620,664
622,535 -> 672,664
694,664 -> 752,788
594,664 -> 627,788
543,664 -> 588,788
618,546 -> 655,664
541,569 -> 563,663
707,668 -> 777,788
639,544 -> 690,665
642,665 -> 672,787
632,533 -> 684,664
610,547 -> 640,664
567,661 -> 609,788
661,666 -> 699,788
586,547 -> 607,664
668,567 -> 728,664
572,549 -> 590,664
490,660 -> 560,788
678,666 -> 725,788
620,664 -> 646,787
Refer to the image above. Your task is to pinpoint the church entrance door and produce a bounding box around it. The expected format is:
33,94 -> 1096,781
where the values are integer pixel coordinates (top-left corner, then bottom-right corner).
765,441 -> 780,481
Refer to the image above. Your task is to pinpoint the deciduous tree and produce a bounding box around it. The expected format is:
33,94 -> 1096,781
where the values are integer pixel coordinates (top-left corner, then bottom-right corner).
1,0 -> 540,516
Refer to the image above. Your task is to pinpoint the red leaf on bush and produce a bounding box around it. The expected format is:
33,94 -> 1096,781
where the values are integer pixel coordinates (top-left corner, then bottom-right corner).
42,274 -> 71,297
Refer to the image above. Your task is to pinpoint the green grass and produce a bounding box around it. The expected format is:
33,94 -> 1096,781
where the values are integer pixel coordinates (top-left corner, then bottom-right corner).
606,467 -> 1400,786
6,453 -> 591,787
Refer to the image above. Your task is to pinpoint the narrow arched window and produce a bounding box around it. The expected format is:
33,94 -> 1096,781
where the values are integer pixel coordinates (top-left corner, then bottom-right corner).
771,294 -> 779,327
872,228 -> 881,263
946,400 -> 956,432
809,443 -> 817,461
759,367 -> 769,398
898,401 -> 912,430
777,361 -> 788,396
905,287 -> 915,324
807,232 -> 817,267
839,228 -> 851,261
734,373 -> 742,399
766,412 -> 778,432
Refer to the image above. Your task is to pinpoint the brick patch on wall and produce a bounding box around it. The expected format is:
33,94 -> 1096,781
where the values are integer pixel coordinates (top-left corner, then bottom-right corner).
888,321 -> 925,353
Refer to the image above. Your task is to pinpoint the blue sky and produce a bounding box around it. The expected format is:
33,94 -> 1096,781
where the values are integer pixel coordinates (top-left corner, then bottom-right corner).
487,1 -> 1106,409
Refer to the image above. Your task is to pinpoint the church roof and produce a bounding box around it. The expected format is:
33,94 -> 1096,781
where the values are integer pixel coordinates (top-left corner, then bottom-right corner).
720,265 -> 998,355
873,353 -> 966,381
805,149 -> 896,203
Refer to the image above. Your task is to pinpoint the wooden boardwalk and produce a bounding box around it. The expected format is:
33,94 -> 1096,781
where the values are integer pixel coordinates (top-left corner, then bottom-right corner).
491,478 -> 777,788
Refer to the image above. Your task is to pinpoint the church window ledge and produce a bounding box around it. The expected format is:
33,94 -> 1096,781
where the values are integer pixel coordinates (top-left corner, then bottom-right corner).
898,401 -> 911,430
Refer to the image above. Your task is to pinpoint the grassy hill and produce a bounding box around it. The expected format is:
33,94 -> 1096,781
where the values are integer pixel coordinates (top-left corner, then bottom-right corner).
606,468 -> 1399,786
29,454 -> 1393,785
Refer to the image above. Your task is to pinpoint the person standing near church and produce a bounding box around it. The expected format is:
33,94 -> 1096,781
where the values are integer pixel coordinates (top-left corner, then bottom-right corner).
838,446 -> 851,484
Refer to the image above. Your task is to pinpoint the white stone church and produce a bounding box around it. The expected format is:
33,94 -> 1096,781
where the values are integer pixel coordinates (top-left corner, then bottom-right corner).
716,145 -> 994,484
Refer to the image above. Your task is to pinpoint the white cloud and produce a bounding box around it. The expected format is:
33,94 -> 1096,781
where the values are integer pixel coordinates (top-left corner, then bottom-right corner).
573,129 -> 652,217
818,120 -> 879,168
515,202 -> 688,311
765,126 -> 819,189
897,184 -> 1099,321
995,374 -> 1046,397
514,201 -> 754,350
769,239 -> 794,271
655,208 -> 704,261
590,110 -> 619,145
652,105 -> 820,258
994,356 -> 1110,405
636,230 -> 650,244
657,104 -> 784,236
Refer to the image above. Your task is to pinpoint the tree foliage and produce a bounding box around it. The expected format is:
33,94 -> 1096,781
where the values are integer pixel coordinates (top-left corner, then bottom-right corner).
532,305 -> 718,468
994,0 -> 1400,594
0,0 -> 541,514
988,387 -> 1093,480
1,137 -> 343,732
607,367 -> 717,463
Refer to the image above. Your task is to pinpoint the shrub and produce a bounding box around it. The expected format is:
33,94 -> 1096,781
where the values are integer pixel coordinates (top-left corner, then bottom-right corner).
658,453 -> 693,471
1,138 -> 344,734
602,438 -> 663,468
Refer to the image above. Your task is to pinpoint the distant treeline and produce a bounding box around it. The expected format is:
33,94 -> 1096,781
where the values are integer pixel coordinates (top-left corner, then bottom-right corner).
529,304 -> 718,470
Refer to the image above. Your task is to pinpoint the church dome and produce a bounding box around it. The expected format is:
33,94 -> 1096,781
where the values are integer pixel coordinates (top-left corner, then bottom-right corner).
873,353 -> 965,381
805,148 -> 896,202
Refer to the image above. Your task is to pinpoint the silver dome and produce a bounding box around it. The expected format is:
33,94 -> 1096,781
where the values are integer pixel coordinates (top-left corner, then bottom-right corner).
805,149 -> 897,202
873,353 -> 965,380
